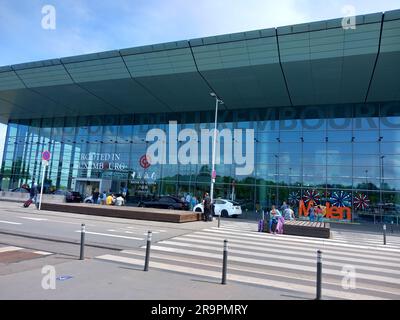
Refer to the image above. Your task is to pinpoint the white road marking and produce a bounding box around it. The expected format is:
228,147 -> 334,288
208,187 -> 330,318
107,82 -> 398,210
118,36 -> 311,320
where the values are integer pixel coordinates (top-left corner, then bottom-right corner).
75,230 -> 143,240
188,232 -> 400,263
33,251 -> 52,256
121,249 -> 400,297
19,217 -> 48,221
0,246 -> 23,253
0,220 -> 22,225
147,245 -> 400,285
206,228 -> 400,253
172,235 -> 400,269
96,254 -> 385,300
158,239 -> 400,277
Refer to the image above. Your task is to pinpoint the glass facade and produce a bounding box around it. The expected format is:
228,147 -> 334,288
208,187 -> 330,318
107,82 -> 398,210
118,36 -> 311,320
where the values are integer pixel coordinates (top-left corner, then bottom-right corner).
1,101 -> 399,222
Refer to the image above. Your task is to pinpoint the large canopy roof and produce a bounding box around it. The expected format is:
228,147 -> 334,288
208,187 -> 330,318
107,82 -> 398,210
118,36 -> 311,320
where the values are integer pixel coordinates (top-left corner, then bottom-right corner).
0,9 -> 399,123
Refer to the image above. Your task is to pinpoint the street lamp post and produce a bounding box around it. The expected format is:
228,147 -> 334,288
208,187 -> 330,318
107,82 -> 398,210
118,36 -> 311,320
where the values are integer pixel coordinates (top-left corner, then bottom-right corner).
210,93 -> 224,208
275,154 -> 279,205
380,155 -> 385,222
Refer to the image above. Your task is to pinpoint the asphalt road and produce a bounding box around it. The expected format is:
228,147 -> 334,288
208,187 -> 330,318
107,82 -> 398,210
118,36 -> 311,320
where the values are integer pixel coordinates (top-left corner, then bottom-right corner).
1,200 -> 400,300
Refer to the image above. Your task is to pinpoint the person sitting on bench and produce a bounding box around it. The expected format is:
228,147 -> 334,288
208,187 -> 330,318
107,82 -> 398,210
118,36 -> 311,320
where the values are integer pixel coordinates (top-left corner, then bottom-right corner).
269,205 -> 282,234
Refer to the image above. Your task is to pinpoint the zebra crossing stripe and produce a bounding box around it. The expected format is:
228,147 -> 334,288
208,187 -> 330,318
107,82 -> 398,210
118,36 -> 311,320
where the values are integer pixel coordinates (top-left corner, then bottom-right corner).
120,249 -> 400,297
172,235 -> 400,269
216,227 -> 400,249
146,245 -> 400,286
205,228 -> 400,253
96,254 -> 385,300
157,239 -> 400,278
0,246 -> 23,253
188,232 -> 400,263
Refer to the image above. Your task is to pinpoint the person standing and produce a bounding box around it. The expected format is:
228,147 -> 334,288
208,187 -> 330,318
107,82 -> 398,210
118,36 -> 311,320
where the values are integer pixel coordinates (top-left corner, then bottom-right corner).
100,191 -> 107,205
190,196 -> 197,211
284,205 -> 295,221
316,205 -> 324,222
29,182 -> 39,209
309,203 -> 316,222
281,201 -> 289,212
185,192 -> 192,210
203,192 -> 212,222
92,189 -> 100,204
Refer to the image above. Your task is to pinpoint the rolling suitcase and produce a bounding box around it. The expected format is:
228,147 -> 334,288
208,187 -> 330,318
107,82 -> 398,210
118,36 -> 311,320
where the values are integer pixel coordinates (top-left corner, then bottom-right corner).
23,198 -> 33,208
258,220 -> 264,232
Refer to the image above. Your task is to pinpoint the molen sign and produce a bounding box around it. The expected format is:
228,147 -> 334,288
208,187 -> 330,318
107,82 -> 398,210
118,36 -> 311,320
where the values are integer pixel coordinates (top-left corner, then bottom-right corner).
299,200 -> 352,221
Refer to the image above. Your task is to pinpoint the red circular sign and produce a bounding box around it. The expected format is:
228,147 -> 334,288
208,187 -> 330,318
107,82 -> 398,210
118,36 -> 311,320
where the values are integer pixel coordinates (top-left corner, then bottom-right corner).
139,155 -> 151,169
42,151 -> 51,161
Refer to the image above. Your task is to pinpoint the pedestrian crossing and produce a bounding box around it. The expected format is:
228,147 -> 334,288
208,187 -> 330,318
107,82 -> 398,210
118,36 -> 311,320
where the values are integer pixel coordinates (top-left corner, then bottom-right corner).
96,225 -> 400,300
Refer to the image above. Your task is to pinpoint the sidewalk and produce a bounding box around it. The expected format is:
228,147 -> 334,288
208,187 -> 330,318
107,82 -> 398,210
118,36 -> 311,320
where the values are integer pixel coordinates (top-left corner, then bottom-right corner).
0,258 -> 310,300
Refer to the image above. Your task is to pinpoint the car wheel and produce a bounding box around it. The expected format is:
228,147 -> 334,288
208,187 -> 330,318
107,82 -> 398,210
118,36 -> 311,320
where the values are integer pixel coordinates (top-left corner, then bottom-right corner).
195,208 -> 203,213
85,200 -> 92,204
221,210 -> 229,218
139,203 -> 145,208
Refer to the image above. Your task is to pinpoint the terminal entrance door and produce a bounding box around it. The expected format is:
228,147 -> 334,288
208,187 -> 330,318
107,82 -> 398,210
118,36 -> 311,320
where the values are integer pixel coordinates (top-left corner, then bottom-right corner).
75,179 -> 101,198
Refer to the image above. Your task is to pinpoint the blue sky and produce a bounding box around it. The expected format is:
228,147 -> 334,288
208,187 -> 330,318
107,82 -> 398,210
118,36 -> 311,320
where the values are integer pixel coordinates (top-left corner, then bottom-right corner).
0,0 -> 399,164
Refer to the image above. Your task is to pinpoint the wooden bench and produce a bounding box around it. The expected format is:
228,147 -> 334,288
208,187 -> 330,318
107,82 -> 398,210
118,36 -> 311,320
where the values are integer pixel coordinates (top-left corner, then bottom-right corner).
40,202 -> 202,223
283,221 -> 331,239
264,220 -> 331,239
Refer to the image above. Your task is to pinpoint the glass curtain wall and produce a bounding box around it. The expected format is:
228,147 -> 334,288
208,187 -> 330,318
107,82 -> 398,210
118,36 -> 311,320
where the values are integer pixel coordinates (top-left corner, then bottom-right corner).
1,101 -> 399,222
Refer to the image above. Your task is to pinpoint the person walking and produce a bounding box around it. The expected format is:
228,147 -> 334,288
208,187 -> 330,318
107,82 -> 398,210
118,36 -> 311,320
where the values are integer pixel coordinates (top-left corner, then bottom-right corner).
190,196 -> 197,211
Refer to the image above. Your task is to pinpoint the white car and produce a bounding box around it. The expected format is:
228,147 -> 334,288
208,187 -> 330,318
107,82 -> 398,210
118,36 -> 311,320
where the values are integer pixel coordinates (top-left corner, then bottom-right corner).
193,199 -> 242,218
83,195 -> 100,204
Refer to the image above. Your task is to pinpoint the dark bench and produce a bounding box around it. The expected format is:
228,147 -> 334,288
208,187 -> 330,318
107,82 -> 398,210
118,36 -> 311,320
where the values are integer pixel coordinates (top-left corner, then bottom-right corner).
40,202 -> 201,223
265,220 -> 331,239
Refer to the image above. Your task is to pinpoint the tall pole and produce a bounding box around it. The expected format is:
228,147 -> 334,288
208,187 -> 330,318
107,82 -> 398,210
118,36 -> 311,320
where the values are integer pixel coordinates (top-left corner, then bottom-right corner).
380,155 -> 385,222
275,154 -> 279,206
39,161 -> 47,211
210,94 -> 222,207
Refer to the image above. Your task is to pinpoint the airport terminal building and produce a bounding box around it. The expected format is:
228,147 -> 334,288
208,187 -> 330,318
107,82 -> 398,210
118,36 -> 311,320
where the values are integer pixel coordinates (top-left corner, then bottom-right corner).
0,10 -> 399,222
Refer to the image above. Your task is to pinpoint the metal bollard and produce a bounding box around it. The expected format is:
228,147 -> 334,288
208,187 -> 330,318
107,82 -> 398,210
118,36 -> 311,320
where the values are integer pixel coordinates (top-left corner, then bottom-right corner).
391,221 -> 394,234
80,223 -> 85,260
383,224 -> 387,245
222,240 -> 228,285
144,231 -> 152,271
316,250 -> 322,300
218,214 -> 221,228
